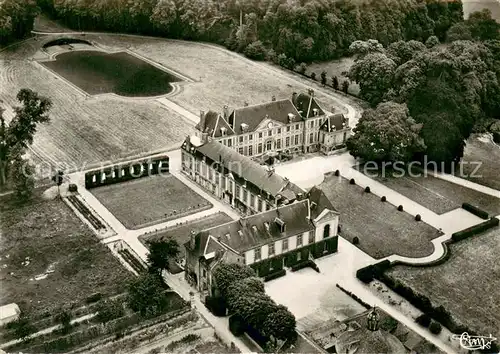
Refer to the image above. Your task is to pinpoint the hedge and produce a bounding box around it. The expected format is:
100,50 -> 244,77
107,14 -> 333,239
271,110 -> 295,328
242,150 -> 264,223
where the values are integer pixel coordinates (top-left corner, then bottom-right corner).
462,203 -> 489,219
229,314 -> 245,336
416,314 -> 431,327
291,260 -> 319,272
451,217 -> 499,242
205,296 -> 227,317
355,260 -> 391,283
263,269 -> 286,282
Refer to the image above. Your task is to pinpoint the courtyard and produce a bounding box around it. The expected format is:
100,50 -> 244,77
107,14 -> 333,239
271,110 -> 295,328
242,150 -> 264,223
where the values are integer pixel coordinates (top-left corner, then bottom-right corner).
0,191 -> 134,321
386,224 -> 500,341
91,174 -> 212,230
318,175 -> 442,259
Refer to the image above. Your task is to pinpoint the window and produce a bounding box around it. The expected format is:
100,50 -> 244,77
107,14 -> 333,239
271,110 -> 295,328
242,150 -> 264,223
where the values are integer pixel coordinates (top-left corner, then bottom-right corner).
295,123 -> 299,130
268,129 -> 272,136
249,134 -> 253,141
343,132 -> 347,142
285,137 -> 290,147
323,224 -> 330,239
228,180 -> 233,191
238,147 -> 244,155
309,132 -> 314,144
243,189 -> 248,203
203,268 -> 207,277
266,140 -> 272,151
235,185 -> 241,199
277,139 -> 281,149
282,239 -> 288,251
287,126 -> 290,132
309,230 -> 315,244
250,194 -> 255,206
259,132 -> 263,139
258,143 -> 263,154
239,136 -> 243,143
255,248 -> 261,261
248,145 -> 253,156
227,139 -> 232,147
297,234 -> 303,246
268,243 -> 275,256
258,200 -> 263,212
277,128 -> 281,134
310,121 -> 314,128
294,135 -> 299,145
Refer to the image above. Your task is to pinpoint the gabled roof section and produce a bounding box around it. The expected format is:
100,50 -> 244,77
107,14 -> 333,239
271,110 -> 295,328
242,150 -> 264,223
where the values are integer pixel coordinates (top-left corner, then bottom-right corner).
292,92 -> 326,119
196,111 -> 235,137
229,99 -> 301,132
320,113 -> 348,132
308,186 -> 337,219
197,200 -> 314,252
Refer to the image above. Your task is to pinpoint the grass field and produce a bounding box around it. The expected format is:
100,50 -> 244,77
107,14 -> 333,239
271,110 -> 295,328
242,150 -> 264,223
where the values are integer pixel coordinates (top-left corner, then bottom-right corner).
306,57 -> 359,96
359,165 -> 500,216
460,133 -> 500,191
386,225 -> 500,340
139,212 -> 233,247
91,174 -> 212,230
318,175 -> 442,259
0,191 -> 133,320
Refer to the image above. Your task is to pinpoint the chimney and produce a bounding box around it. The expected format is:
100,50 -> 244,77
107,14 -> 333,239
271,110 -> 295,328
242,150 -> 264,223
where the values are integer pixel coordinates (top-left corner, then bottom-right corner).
199,110 -> 206,131
190,230 -> 196,249
223,105 -> 229,119
201,131 -> 208,144
308,89 -> 314,97
331,106 -> 336,114
271,95 -> 276,101
297,192 -> 303,201
244,101 -> 249,107
292,92 -> 297,103
344,117 -> 350,128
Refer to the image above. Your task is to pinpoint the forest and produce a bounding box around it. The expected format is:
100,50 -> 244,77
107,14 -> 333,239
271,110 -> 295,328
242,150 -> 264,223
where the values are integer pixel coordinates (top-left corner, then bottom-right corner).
0,0 -> 39,46
3,0 -> 463,62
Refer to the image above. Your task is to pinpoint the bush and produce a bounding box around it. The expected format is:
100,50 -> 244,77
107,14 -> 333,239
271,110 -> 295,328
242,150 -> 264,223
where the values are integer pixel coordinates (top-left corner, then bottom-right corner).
334,169 -> 340,176
415,214 -> 421,221
297,62 -> 307,75
416,314 -> 431,327
352,236 -> 359,245
291,260 -> 317,272
356,260 -> 391,283
68,183 -> 78,192
350,178 -> 355,185
364,186 -> 370,193
310,72 -> 316,80
264,269 -> 286,282
381,196 -> 386,202
243,41 -> 267,60
95,299 -> 125,323
451,217 -> 499,242
429,321 -> 442,334
462,203 -> 489,219
205,296 -> 227,317
397,205 -> 403,211
229,314 -> 246,336
277,53 -> 288,67
425,35 -> 440,48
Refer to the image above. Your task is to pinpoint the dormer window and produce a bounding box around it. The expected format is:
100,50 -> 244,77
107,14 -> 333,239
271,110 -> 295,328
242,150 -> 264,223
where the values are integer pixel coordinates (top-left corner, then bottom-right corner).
311,202 -> 317,210
288,113 -> 295,123
220,127 -> 227,136
252,226 -> 258,233
313,108 -> 319,116
274,217 -> 286,233
238,230 -> 243,237
264,222 -> 270,232
225,233 -> 230,240
241,123 -> 248,132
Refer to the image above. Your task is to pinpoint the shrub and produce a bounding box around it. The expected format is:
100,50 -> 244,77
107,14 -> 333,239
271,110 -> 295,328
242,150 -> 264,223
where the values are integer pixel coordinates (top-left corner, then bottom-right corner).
381,196 -> 386,202
356,260 -> 391,283
310,72 -> 316,80
264,269 -> 286,282
350,178 -> 355,185
291,260 -> 317,272
95,299 -> 125,323
425,35 -> 440,48
397,205 -> 403,211
205,296 -> 227,317
229,314 -> 246,336
415,214 -> 421,221
68,183 -> 78,192
416,314 -> 431,327
297,62 -> 307,75
364,186 -> 370,193
277,53 -> 288,68
462,203 -> 489,219
451,217 -> 499,242
334,169 -> 340,176
352,236 -> 359,245
243,41 -> 267,60
429,321 -> 442,334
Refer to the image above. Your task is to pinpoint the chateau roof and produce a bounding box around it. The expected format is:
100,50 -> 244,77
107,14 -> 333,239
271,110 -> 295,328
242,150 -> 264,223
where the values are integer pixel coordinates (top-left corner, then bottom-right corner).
292,92 -> 325,118
228,99 -> 302,133
195,200 -> 315,253
319,113 -> 348,132
196,110 -> 235,138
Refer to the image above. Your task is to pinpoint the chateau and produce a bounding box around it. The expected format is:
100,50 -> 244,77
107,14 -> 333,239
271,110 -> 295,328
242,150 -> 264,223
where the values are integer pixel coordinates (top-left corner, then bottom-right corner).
183,196 -> 339,296
194,90 -> 351,158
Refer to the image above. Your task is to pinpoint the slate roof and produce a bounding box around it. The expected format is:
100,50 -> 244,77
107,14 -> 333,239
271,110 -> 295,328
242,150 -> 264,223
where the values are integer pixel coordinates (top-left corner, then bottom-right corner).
308,186 -> 337,219
228,99 -> 302,133
184,138 -> 304,199
292,92 -> 325,118
196,111 -> 235,138
319,113 -> 348,132
198,199 -> 314,252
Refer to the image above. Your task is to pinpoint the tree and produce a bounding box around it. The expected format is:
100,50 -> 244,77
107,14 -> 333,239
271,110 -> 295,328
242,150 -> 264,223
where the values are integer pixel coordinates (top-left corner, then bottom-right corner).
320,70 -> 327,86
0,109 -> 7,185
425,35 -> 439,48
349,39 -> 385,60
467,9 -> 500,41
127,273 -> 169,318
446,22 -> 473,42
10,148 -> 35,202
55,310 -> 72,334
226,276 -> 265,313
147,239 -> 179,275
297,62 -> 307,75
310,72 -> 316,81
332,76 -> 339,90
244,40 -> 267,60
95,299 -> 125,323
341,80 -> 349,94
346,101 -> 426,163
9,316 -> 36,342
262,305 -> 296,343
52,170 -> 64,197
277,53 -> 288,68
212,263 -> 255,299
429,321 -> 442,334
387,40 -> 427,66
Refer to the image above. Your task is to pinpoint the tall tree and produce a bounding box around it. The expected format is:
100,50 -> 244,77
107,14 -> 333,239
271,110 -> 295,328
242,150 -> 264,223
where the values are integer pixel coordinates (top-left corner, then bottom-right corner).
262,304 -> 296,343
147,238 -> 180,275
127,273 -> 169,318
0,109 -> 7,185
10,148 -> 35,202
212,263 -> 255,299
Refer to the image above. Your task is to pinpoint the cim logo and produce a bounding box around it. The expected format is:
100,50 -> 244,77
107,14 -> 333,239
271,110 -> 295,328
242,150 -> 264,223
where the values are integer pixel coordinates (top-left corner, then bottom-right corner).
451,333 -> 497,351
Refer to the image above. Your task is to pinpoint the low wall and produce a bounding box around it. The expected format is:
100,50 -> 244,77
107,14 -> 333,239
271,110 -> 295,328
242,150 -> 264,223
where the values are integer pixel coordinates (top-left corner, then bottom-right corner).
84,155 -> 169,189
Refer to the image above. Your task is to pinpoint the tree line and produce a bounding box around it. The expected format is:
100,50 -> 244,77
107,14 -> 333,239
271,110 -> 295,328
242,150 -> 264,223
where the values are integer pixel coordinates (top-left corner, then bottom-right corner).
346,10 -> 500,169
0,0 -> 39,46
33,0 -> 463,63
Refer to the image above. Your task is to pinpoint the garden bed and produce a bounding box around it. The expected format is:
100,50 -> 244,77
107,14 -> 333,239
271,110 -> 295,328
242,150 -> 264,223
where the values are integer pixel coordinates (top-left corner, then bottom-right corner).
91,174 -> 212,230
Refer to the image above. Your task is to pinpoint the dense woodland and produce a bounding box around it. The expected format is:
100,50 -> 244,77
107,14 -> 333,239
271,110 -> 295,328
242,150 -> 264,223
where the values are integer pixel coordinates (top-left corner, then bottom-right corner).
0,0 -> 39,45
2,0 -> 462,61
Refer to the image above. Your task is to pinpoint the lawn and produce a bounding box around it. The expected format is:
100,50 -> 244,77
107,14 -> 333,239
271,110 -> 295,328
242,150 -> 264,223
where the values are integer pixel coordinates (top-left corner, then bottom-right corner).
358,165 -> 500,216
460,133 -> 500,191
386,224 -> 500,341
0,33 -> 359,169
91,174 -> 212,230
139,212 -> 233,247
42,51 -> 181,97
0,192 -> 133,320
318,175 -> 442,259
306,57 -> 360,96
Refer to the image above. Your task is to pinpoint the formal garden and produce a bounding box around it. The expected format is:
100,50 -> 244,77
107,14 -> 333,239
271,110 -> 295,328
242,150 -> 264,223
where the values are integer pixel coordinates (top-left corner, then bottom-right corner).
318,175 -> 442,259
91,174 -> 212,230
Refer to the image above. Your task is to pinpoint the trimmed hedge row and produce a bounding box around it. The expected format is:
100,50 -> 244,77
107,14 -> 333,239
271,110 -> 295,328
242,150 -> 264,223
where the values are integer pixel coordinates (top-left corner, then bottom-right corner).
462,203 -> 489,219
291,260 -> 319,272
336,284 -> 371,309
263,269 -> 286,282
451,217 -> 499,242
205,296 -> 227,317
356,260 -> 391,283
